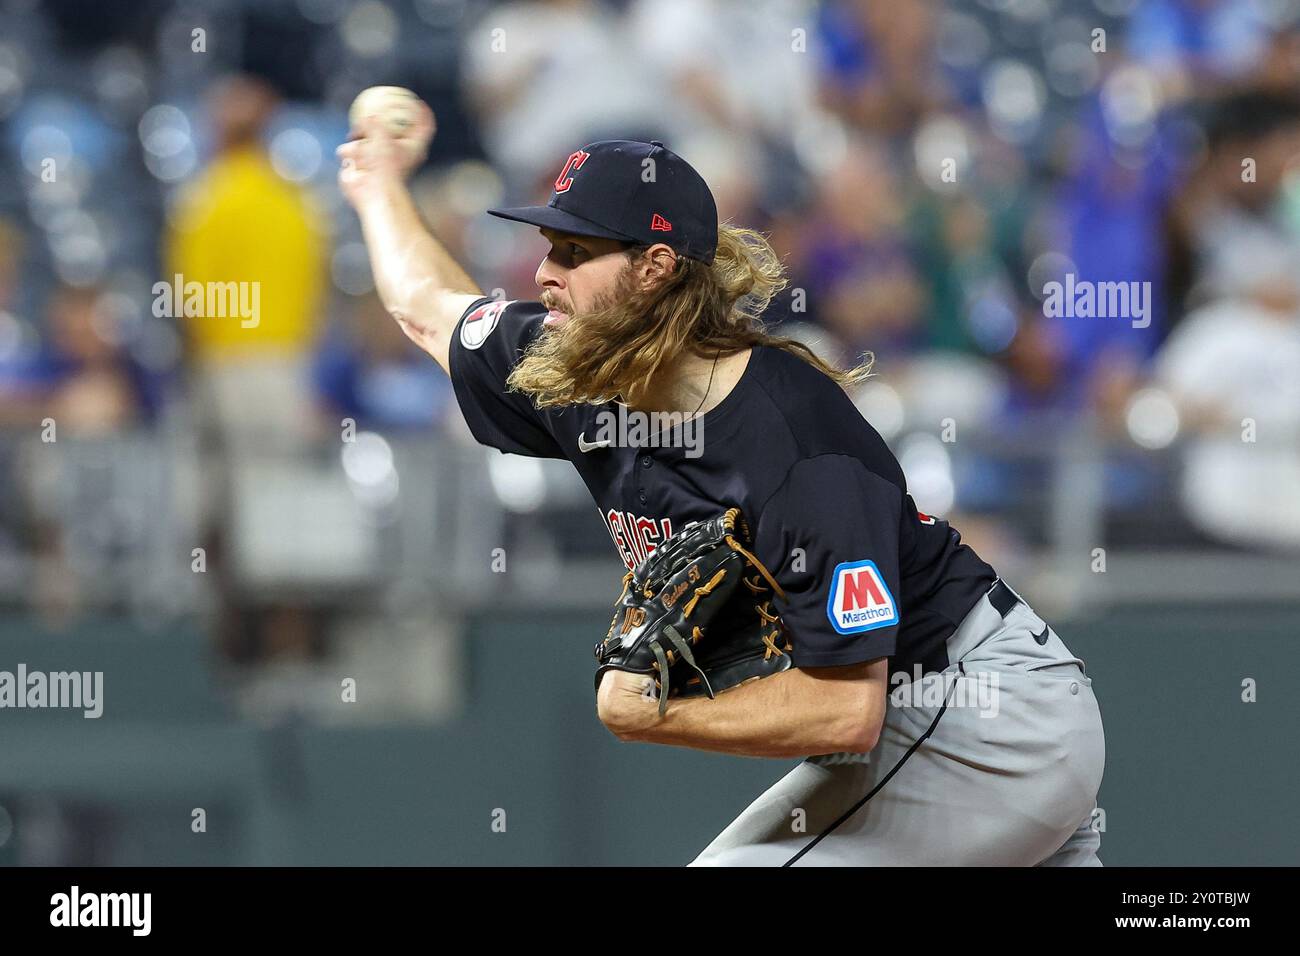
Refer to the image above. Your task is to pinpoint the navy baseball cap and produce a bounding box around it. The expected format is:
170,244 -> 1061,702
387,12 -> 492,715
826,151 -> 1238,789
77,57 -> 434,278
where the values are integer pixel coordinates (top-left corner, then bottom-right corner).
488,140 -> 719,264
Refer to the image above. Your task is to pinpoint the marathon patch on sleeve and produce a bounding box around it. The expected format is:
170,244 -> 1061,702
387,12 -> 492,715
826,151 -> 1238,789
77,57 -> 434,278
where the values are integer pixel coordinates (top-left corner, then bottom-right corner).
826,560 -> 898,634
459,299 -> 510,350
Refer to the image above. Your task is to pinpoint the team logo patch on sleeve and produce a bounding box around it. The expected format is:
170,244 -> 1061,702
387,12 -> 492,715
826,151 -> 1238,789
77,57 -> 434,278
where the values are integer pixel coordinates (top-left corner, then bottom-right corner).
826,560 -> 898,634
459,299 -> 510,350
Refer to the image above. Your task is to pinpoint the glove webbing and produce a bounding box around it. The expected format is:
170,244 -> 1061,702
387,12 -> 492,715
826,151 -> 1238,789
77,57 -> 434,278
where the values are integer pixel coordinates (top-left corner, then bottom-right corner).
725,534 -> 786,601
731,538 -> 791,660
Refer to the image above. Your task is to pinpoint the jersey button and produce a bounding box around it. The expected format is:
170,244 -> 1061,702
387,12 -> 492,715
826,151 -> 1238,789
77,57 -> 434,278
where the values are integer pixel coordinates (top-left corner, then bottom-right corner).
641,456 -> 652,469
638,490 -> 647,504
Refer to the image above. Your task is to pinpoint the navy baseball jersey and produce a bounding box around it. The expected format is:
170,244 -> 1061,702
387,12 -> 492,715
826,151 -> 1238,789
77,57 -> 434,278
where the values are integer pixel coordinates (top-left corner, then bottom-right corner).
450,297 -> 998,679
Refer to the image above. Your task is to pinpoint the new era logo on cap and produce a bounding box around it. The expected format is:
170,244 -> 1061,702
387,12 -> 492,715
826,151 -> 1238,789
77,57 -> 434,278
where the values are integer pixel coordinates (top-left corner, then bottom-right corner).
486,140 -> 718,263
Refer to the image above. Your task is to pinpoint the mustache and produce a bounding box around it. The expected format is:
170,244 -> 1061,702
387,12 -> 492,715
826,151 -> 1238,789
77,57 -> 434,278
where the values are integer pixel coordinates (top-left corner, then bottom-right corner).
540,292 -> 568,315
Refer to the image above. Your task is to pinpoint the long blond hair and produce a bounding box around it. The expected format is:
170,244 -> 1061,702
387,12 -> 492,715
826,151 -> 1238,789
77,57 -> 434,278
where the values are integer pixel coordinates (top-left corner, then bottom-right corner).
507,225 -> 873,409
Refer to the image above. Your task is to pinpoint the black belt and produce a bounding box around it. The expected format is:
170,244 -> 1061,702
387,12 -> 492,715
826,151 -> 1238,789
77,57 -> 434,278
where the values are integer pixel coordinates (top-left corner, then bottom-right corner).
987,578 -> 1020,619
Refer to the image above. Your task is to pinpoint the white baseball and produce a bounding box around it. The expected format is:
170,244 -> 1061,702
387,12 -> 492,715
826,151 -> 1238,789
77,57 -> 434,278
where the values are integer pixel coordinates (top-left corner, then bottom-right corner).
349,86 -> 418,133
348,86 -> 433,159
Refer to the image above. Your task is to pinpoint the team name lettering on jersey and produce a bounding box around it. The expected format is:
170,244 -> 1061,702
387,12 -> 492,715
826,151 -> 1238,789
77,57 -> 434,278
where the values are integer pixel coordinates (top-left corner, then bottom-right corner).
826,560 -> 898,634
603,509 -> 673,570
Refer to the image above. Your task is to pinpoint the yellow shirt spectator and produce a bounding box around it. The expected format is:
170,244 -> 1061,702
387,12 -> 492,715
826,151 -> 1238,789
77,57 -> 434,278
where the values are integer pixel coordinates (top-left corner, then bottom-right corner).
166,145 -> 326,358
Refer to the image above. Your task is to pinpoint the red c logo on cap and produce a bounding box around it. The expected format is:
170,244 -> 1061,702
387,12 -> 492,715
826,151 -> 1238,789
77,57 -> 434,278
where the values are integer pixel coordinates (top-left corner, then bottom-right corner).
554,150 -> 591,194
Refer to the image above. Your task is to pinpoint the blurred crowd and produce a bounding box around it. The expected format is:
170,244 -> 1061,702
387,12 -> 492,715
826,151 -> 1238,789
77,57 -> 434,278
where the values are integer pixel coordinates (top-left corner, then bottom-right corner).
1,0 -> 1299,654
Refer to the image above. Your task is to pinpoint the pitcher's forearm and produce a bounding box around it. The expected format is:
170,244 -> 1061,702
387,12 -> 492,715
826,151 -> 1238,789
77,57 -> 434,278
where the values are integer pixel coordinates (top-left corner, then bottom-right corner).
634,674 -> 836,758
616,665 -> 885,759
357,179 -> 482,336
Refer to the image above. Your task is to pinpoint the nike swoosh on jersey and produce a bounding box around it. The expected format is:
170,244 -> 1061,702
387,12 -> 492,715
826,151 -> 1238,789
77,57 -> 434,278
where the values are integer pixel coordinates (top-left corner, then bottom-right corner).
578,433 -> 613,453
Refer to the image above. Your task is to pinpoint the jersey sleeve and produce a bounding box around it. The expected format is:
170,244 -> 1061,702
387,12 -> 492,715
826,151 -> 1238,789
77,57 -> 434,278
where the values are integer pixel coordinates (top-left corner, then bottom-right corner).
448,297 -> 566,459
752,454 -> 904,667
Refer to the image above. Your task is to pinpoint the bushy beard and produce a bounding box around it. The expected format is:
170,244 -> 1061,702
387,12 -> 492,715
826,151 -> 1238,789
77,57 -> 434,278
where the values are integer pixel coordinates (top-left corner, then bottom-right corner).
510,265 -> 669,408
507,223 -> 872,411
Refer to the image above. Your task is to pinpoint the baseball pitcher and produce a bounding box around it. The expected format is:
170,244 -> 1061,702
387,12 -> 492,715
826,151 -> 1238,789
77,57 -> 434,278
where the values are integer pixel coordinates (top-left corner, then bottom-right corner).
338,104 -> 1105,866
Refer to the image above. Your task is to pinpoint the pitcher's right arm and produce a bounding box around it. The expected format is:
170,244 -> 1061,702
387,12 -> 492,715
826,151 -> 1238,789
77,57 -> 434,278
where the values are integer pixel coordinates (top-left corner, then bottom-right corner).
337,109 -> 483,374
